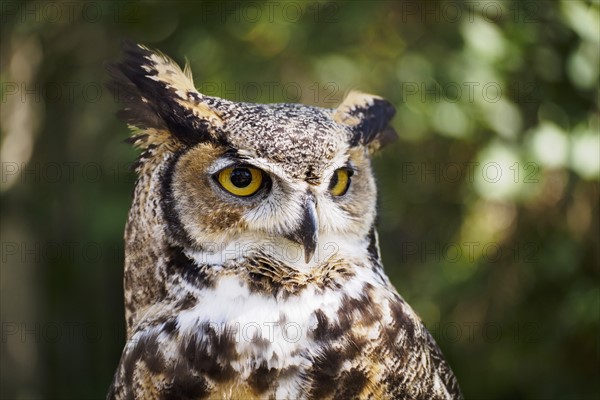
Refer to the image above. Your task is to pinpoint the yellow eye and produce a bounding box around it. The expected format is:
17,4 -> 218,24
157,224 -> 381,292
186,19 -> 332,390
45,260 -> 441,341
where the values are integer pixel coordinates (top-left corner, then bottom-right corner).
216,166 -> 264,197
329,168 -> 353,196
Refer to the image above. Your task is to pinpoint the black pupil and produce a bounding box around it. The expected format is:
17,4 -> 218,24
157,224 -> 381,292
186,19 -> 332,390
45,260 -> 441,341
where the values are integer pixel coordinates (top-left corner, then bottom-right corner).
329,171 -> 339,189
230,168 -> 253,188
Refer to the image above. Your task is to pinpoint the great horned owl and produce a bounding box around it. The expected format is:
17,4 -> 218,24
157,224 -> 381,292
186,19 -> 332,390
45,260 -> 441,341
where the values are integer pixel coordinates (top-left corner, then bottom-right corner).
106,42 -> 462,400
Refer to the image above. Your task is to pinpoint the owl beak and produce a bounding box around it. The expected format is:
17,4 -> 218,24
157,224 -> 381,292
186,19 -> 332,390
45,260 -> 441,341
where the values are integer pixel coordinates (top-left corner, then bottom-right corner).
286,196 -> 318,264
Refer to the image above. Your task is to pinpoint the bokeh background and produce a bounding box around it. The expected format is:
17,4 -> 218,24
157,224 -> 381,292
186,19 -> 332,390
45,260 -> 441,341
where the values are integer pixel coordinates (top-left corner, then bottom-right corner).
1,0 -> 599,398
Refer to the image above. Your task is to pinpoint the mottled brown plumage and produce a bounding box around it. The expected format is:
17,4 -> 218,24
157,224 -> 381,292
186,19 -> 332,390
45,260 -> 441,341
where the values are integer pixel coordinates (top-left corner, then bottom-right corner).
106,42 -> 462,400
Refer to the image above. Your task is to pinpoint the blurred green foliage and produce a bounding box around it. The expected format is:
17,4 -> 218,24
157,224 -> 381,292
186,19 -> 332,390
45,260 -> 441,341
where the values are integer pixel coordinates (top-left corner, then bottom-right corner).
1,0 -> 598,398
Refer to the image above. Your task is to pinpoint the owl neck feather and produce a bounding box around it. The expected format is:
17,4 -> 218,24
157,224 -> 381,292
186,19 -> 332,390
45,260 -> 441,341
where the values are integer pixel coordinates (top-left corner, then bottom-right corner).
123,147 -> 175,337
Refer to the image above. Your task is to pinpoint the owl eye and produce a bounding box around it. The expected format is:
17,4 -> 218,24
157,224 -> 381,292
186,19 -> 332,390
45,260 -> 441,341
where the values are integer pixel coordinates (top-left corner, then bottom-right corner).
329,168 -> 353,196
216,166 -> 264,197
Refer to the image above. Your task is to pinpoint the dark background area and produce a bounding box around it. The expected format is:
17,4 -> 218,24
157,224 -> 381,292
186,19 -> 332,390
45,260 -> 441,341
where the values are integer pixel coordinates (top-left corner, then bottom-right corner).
1,1 -> 598,399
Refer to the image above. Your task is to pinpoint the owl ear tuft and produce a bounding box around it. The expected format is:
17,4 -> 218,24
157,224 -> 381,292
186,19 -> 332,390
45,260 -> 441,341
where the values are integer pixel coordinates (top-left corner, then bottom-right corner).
333,91 -> 398,154
106,41 -> 228,149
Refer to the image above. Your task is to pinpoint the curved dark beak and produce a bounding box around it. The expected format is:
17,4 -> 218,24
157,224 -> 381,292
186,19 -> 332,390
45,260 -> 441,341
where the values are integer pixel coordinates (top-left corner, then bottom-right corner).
285,195 -> 318,264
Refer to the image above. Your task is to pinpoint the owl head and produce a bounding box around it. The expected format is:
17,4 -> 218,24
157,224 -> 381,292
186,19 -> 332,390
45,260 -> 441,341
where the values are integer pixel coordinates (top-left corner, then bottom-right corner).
108,42 -> 397,271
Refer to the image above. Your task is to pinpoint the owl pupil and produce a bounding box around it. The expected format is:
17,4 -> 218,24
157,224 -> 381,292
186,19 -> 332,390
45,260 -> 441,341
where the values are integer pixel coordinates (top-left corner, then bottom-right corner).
329,172 -> 339,189
230,168 -> 252,188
